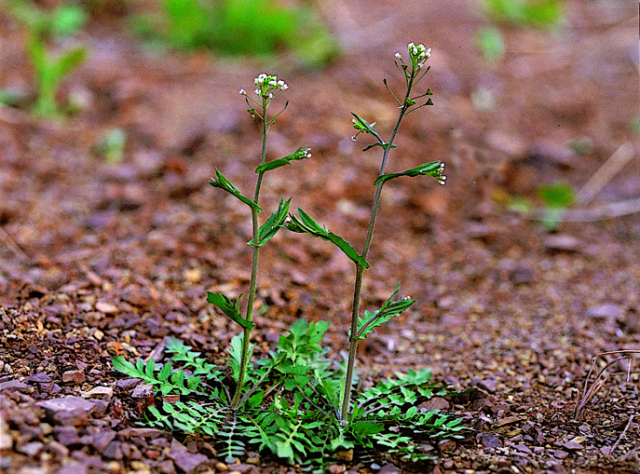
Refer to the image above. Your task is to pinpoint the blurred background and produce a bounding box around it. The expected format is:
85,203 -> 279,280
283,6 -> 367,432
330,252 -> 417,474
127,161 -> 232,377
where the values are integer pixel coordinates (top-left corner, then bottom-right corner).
0,0 -> 638,322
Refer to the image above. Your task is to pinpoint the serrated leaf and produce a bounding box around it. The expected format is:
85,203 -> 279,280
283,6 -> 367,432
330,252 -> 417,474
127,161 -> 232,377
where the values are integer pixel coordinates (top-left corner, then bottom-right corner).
247,197 -> 291,247
255,147 -> 311,173
145,359 -> 155,378
284,208 -> 370,269
209,168 -> 261,213
158,361 -> 172,382
111,356 -> 140,378
207,292 -> 255,330
350,421 -> 384,435
246,390 -> 264,410
374,161 -> 445,186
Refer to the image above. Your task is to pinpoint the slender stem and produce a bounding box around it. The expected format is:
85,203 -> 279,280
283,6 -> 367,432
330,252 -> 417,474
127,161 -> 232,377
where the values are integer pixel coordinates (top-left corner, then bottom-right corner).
231,103 -> 269,409
340,69 -> 417,420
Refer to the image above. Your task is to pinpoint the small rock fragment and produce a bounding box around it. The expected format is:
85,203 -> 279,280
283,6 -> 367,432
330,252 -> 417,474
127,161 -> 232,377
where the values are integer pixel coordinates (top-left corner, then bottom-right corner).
477,378 -> 497,393
585,303 -> 623,321
477,432 -> 500,449
63,370 -> 86,384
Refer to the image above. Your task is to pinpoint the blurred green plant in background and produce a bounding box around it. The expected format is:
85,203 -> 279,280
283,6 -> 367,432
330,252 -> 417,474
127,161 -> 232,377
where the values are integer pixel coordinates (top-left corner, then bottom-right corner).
132,0 -> 338,67
4,0 -> 88,117
476,0 -> 565,63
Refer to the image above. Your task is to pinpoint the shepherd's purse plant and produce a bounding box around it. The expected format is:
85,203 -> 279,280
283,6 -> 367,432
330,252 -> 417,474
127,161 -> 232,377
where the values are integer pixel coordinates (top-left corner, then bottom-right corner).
112,43 -> 467,470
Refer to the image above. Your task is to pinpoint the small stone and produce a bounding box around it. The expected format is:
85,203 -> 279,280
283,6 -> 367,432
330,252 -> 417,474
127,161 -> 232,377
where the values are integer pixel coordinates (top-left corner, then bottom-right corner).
585,303 -> 623,321
37,396 -> 96,426
378,464 -> 400,474
544,234 -> 581,252
477,432 -> 500,449
563,441 -> 583,451
418,397 -> 450,411
336,449 -> 353,462
215,462 -> 229,471
91,430 -> 117,451
326,465 -> 345,474
554,450 -> 569,459
245,457 -> 259,465
96,302 -> 119,314
26,373 -> 52,384
63,370 -> 86,384
438,438 -> 457,453
131,383 -> 153,398
227,465 -> 253,473
513,444 -> 532,454
477,378 -> 497,393
103,441 -> 123,460
0,380 -> 29,392
17,441 -> 44,456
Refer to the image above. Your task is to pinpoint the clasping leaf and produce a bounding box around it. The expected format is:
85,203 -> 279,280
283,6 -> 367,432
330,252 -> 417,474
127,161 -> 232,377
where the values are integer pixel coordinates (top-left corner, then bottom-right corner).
207,292 -> 255,330
209,168 -> 262,213
255,147 -> 311,173
284,208 -> 370,269
374,161 -> 445,186
353,284 -> 415,340
248,197 -> 291,247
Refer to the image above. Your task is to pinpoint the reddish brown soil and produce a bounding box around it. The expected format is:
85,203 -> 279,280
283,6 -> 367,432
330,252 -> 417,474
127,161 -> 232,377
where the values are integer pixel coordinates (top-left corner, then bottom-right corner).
1,1 -> 639,473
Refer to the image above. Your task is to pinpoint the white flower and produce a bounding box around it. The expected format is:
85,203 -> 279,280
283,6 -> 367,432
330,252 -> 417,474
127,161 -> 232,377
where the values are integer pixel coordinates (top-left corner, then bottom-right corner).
395,52 -> 402,59
239,89 -> 246,95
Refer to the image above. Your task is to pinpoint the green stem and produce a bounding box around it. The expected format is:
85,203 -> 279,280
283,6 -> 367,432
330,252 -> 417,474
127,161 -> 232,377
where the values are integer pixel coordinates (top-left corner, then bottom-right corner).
231,103 -> 269,409
340,69 -> 417,421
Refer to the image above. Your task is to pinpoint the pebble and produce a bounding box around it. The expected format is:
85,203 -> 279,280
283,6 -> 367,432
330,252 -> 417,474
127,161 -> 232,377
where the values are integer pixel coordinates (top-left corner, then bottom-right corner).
585,303 -> 623,321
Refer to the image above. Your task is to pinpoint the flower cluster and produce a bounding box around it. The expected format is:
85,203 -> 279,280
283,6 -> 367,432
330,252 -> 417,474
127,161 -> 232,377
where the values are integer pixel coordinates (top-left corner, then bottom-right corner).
395,42 -> 431,70
239,73 -> 288,100
433,162 -> 446,185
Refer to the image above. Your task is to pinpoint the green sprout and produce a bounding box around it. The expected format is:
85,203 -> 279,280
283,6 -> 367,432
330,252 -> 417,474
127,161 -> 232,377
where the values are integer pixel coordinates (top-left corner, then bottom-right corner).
7,0 -> 88,117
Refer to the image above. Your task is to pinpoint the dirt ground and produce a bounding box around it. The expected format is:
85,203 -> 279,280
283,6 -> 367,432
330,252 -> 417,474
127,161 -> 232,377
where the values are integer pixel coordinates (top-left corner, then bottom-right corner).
1,0 -> 639,473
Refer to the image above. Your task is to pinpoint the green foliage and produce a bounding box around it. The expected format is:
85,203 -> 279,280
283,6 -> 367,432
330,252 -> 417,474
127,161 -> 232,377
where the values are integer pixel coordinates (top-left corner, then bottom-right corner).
131,0 -> 338,66
95,128 -> 126,163
476,27 -> 506,63
537,181 -> 576,231
374,161 -> 446,186
209,168 -> 262,213
482,0 -> 565,28
112,333 -> 469,470
7,0 -> 88,117
111,356 -> 205,396
247,197 -> 291,247
537,181 -> 576,209
353,284 -> 415,340
285,208 -> 370,269
255,147 -> 311,173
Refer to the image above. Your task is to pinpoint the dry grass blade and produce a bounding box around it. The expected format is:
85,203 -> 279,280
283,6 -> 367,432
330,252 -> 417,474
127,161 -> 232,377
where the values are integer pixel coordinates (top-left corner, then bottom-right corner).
574,350 -> 640,420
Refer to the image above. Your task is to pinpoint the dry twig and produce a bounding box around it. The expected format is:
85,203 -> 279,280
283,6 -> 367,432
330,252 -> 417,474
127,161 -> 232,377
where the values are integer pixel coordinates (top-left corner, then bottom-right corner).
574,350 -> 640,420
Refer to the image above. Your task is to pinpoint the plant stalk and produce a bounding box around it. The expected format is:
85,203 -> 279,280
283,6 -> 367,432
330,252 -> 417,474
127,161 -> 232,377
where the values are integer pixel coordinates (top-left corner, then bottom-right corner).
231,104 -> 269,409
340,70 -> 417,420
